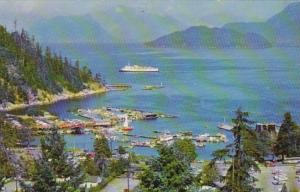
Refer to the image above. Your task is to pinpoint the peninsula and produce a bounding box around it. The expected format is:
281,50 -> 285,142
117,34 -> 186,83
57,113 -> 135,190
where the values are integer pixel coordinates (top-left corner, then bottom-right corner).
0,25 -> 106,111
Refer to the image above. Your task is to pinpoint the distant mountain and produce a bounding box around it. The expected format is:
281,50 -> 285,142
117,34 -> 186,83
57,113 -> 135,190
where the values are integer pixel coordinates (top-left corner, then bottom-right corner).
29,15 -> 114,43
145,26 -> 271,49
146,2 -> 300,48
223,2 -> 300,46
29,6 -> 185,43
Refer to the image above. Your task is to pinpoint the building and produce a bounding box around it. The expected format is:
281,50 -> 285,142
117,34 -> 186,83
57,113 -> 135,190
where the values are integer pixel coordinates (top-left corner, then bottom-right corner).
79,175 -> 102,190
255,123 -> 277,139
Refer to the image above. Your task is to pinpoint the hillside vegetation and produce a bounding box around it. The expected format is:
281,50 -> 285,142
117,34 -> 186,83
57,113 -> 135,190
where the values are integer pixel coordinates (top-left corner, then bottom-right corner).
0,25 -> 104,108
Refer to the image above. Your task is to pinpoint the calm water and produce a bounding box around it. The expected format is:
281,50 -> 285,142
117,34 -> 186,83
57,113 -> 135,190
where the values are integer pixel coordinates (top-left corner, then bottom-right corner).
35,44 -> 300,159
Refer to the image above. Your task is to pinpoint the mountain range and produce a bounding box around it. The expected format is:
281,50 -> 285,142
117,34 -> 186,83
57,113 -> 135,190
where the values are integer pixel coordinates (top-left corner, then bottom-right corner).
27,2 -> 300,48
146,2 -> 300,48
29,6 -> 185,44
223,2 -> 300,46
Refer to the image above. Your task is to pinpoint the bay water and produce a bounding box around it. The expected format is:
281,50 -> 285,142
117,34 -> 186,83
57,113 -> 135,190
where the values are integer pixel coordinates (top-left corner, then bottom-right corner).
34,44 -> 300,159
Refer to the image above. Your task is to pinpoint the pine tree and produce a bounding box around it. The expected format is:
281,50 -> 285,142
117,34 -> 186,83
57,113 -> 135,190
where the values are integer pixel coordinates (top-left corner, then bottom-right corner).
173,138 -> 197,163
34,126 -> 84,191
281,183 -> 287,192
209,108 -> 263,192
26,160 -> 57,192
275,112 -> 298,160
0,119 -> 18,190
94,134 -> 112,177
139,142 -> 195,192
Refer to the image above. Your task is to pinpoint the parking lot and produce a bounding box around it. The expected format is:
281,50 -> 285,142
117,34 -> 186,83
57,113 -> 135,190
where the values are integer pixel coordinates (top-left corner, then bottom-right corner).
256,164 -> 300,191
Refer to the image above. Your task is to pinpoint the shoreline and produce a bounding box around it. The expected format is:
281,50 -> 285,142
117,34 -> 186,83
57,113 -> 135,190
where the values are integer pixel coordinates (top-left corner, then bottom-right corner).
0,87 -> 108,112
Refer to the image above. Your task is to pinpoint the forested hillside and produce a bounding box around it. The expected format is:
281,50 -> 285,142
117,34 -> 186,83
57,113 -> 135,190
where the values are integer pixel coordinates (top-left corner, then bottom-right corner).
0,25 -> 104,107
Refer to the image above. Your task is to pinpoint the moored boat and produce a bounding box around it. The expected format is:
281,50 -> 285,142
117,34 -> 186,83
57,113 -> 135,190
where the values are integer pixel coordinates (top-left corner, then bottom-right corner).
121,115 -> 133,131
217,117 -> 233,131
143,82 -> 164,90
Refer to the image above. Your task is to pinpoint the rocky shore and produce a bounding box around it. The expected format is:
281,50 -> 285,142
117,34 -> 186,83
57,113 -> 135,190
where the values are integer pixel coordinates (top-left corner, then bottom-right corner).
0,87 -> 107,112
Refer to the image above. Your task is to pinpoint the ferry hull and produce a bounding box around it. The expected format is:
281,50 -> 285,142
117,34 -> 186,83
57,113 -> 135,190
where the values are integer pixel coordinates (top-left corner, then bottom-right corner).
119,69 -> 159,72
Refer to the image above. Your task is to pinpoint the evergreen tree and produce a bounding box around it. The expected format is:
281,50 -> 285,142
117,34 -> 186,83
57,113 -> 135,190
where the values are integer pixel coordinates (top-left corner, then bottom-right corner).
23,126 -> 84,191
0,118 -> 19,191
173,138 -> 197,163
281,183 -> 287,192
24,160 -> 58,192
94,134 -> 112,177
197,161 -> 219,187
118,145 -> 127,155
82,157 -> 99,176
209,108 -> 263,192
0,26 -> 104,105
139,143 -> 195,192
275,112 -> 298,160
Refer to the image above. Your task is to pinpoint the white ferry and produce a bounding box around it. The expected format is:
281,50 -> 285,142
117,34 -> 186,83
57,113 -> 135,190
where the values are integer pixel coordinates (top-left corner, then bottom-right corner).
119,63 -> 159,72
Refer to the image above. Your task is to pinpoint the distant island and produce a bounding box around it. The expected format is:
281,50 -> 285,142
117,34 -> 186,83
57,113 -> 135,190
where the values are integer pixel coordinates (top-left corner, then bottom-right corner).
0,25 -> 105,111
145,26 -> 272,49
145,2 -> 300,49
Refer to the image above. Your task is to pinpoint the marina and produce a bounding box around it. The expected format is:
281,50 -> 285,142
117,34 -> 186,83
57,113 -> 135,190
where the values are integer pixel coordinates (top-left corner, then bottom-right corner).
14,44 -> 300,161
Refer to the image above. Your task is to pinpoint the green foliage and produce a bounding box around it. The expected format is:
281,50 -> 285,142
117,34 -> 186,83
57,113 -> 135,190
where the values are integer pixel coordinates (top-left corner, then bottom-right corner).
24,126 -> 84,191
94,134 -> 112,176
0,118 -> 18,148
94,135 -> 112,160
139,143 -> 195,192
118,145 -> 127,155
255,129 -> 275,158
0,25 -> 103,105
197,161 -> 219,187
173,138 -> 197,163
22,156 -> 37,179
0,118 -> 17,182
0,150 -> 14,189
28,160 -> 57,192
108,158 -> 129,176
281,183 -> 288,192
82,156 -> 99,176
209,108 -> 263,192
0,117 -> 18,190
275,112 -> 300,159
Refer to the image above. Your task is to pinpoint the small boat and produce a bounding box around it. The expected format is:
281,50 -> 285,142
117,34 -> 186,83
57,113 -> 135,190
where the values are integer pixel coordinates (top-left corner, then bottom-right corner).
131,141 -> 151,147
142,113 -> 158,120
159,131 -> 174,142
195,133 -> 210,142
196,142 -> 206,148
218,117 -> 233,131
122,115 -> 133,132
143,83 -> 164,90
122,127 -> 133,131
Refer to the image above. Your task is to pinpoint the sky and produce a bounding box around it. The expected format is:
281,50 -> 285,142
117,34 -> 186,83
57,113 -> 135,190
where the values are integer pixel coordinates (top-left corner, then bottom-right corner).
0,0 -> 300,43
0,0 -> 299,30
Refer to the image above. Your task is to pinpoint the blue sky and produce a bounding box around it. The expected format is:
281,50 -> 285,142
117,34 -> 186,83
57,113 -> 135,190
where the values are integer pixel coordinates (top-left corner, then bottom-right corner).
0,0 -> 299,31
